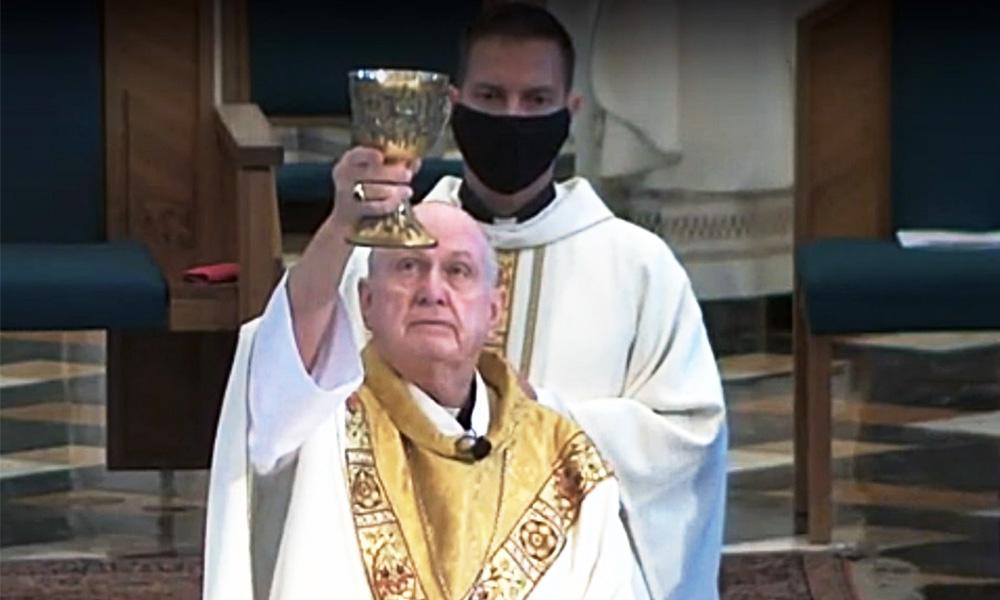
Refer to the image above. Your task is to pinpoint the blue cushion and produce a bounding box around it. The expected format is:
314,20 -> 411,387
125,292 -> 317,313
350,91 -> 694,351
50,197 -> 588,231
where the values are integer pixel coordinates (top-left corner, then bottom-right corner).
248,2 -> 479,116
797,239 -> 1000,334
1,242 -> 168,330
277,157 -> 465,205
891,0 -> 1000,230
1,0 -> 105,243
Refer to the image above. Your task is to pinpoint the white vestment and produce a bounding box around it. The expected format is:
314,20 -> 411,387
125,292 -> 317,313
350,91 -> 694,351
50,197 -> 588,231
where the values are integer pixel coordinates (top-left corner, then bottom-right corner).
204,281 -> 637,599
336,177 -> 728,599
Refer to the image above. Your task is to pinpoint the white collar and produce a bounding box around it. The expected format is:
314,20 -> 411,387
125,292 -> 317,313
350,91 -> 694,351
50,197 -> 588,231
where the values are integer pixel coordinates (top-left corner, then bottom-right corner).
406,371 -> 490,437
423,176 -> 615,249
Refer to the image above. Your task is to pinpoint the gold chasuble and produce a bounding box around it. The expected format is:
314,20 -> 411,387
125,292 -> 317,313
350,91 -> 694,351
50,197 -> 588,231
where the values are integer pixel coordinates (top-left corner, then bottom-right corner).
346,346 -> 612,600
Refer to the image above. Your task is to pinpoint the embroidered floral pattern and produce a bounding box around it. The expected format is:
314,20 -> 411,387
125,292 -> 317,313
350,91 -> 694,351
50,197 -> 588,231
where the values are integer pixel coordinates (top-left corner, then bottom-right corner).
346,394 -> 611,600
351,469 -> 383,511
518,519 -> 558,561
464,432 -> 612,600
372,541 -> 421,599
346,396 -> 428,600
485,250 -> 518,353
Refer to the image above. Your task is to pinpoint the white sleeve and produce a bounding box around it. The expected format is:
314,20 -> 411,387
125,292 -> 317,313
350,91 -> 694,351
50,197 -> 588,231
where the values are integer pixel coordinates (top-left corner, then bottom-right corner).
540,259 -> 727,600
203,322 -> 257,600
535,477 -> 638,600
248,274 -> 364,474
579,479 -> 640,600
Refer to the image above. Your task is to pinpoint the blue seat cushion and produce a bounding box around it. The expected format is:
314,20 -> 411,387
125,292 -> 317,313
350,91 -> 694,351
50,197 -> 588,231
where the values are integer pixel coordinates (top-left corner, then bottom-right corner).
1,241 -> 168,330
797,238 -> 1000,334
277,157 -> 465,206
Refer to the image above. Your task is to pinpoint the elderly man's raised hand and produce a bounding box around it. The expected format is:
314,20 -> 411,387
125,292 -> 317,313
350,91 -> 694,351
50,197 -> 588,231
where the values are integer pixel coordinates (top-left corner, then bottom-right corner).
287,147 -> 418,370
330,147 -> 421,232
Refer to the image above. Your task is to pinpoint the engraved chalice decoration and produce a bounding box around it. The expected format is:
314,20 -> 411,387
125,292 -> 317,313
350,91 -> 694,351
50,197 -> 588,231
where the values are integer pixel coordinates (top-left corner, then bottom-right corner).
346,69 -> 451,248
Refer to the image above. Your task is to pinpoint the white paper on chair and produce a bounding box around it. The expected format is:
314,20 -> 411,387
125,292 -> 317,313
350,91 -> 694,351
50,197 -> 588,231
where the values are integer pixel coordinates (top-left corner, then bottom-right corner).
896,229 -> 1000,249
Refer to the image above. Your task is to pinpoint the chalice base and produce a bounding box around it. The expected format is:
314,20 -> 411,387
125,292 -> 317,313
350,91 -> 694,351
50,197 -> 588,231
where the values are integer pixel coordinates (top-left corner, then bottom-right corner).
346,205 -> 437,249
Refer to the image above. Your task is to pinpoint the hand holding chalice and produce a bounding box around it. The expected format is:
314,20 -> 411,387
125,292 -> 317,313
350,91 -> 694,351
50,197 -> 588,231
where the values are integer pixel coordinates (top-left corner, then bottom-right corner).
345,69 -> 451,248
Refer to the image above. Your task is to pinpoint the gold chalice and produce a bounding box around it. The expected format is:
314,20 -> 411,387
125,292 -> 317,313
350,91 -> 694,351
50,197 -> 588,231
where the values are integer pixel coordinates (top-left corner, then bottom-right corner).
346,69 -> 451,248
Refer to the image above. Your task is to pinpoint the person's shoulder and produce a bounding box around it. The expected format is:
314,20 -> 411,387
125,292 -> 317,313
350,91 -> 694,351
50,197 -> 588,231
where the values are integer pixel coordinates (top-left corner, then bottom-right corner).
561,179 -> 677,257
514,400 -> 614,478
424,175 -> 462,204
239,315 -> 262,337
585,214 -> 690,280
516,397 -> 577,437
601,215 -> 669,250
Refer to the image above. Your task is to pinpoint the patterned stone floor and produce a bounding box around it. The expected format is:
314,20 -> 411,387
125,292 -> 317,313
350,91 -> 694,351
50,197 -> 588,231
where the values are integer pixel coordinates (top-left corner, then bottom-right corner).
1,329 -> 997,598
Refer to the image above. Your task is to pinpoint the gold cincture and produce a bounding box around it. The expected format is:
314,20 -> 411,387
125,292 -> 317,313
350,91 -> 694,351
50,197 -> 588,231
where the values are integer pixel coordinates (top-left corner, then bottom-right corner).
347,69 -> 451,248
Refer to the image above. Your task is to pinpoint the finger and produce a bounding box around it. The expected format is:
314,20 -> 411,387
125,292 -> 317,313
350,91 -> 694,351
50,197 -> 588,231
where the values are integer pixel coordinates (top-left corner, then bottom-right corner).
332,148 -> 386,183
362,162 -> 415,184
342,146 -> 385,167
354,182 -> 413,204
355,195 -> 406,218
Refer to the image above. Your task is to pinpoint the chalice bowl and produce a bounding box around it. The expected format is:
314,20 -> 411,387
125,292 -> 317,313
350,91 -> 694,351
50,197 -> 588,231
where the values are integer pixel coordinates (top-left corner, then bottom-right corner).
347,69 -> 451,248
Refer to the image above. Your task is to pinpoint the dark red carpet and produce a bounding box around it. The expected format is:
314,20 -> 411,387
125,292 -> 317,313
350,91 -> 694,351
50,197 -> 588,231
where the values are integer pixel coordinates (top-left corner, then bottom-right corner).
0,551 -> 857,599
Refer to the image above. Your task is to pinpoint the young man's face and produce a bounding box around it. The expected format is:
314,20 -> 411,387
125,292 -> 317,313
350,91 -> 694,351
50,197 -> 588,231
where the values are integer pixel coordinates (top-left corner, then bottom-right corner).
454,36 -> 571,116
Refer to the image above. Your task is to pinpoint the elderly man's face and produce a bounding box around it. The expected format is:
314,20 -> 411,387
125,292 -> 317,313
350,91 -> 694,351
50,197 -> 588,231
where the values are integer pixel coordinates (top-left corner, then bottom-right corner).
359,204 -> 501,369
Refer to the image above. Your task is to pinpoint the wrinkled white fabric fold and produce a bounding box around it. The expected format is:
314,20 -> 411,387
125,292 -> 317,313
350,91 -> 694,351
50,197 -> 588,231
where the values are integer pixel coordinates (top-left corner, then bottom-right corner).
203,321 -> 257,600
248,273 -> 363,474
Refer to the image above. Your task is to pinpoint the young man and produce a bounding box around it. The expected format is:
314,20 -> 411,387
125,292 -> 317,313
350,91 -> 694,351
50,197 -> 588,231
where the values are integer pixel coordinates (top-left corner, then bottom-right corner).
205,202 -> 636,599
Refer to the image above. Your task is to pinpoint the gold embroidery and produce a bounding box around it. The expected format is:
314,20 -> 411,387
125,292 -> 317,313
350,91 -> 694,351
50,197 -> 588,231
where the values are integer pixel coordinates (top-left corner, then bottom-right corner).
465,432 -> 612,600
351,469 -> 383,511
518,519 -> 558,561
346,396 -> 428,600
346,384 -> 613,600
486,250 -> 518,354
518,247 -> 545,376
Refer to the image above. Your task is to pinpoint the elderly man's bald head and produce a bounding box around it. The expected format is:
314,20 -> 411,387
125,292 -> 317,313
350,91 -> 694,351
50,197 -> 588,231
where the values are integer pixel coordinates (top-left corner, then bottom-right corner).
367,202 -> 499,286
358,201 -> 503,378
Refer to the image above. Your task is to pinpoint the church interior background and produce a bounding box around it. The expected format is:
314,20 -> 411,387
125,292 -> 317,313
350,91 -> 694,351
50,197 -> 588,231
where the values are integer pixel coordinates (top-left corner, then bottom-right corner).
1,0 -> 997,598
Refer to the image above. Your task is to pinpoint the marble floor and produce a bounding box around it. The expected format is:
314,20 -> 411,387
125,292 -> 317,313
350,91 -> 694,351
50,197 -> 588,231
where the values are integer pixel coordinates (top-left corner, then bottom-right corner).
1,328 -> 998,598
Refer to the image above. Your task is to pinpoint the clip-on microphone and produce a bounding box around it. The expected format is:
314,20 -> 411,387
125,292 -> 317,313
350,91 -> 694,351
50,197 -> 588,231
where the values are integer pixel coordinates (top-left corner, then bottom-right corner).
456,431 -> 492,461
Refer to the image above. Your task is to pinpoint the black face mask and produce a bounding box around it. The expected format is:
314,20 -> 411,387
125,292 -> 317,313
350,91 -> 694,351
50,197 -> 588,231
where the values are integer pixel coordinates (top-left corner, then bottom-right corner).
450,103 -> 571,195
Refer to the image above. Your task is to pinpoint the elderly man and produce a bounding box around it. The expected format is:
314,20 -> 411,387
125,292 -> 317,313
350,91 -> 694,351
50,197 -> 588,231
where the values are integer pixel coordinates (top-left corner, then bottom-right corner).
204,162 -> 636,599
338,5 -> 728,599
